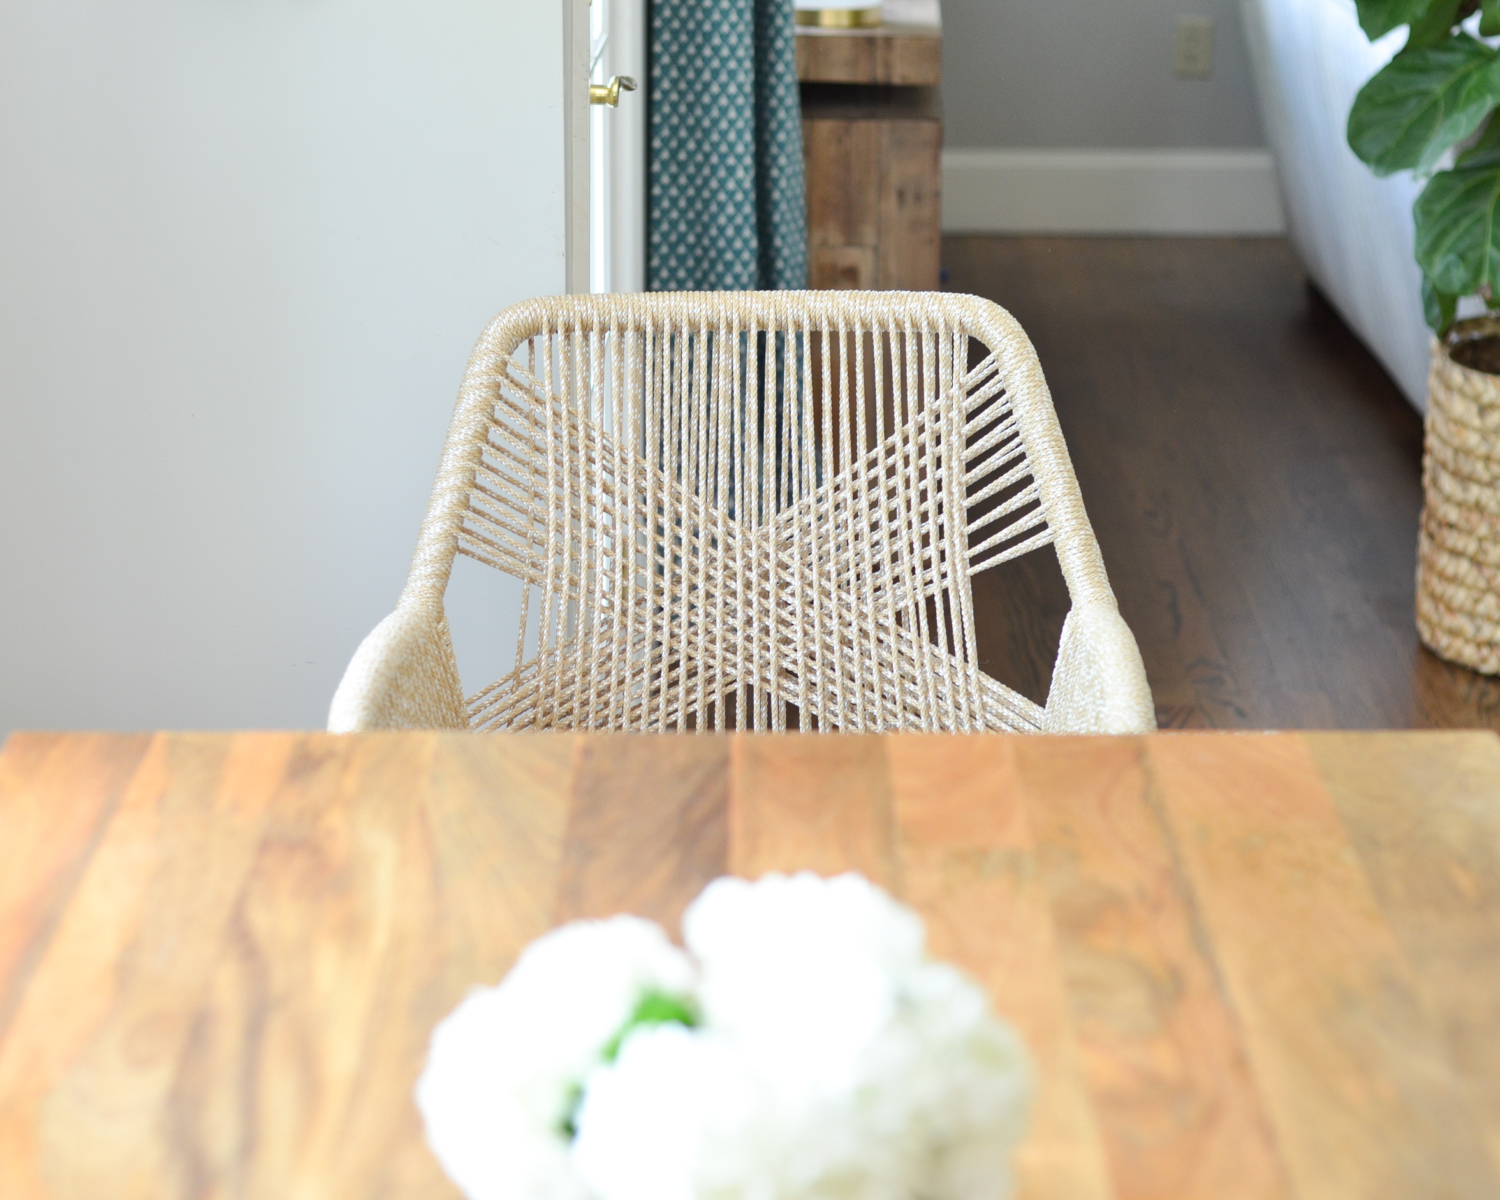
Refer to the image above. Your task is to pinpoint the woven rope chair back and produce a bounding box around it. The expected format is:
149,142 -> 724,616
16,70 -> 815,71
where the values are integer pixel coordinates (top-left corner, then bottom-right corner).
330,292 -> 1155,734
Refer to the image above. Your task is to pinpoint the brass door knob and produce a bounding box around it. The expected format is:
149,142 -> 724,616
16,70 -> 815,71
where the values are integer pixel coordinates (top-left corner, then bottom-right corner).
588,75 -> 638,107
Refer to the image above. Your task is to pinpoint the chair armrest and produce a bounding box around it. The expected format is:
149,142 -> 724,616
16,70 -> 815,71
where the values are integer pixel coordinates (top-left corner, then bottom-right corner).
1043,603 -> 1157,734
328,602 -> 469,732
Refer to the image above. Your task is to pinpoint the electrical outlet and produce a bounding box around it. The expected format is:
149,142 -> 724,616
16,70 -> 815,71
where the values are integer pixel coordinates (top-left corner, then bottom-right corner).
1175,15 -> 1215,79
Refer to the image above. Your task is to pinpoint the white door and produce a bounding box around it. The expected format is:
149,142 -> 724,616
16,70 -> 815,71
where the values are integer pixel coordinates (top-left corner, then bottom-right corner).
587,0 -> 649,292
0,0 -> 569,733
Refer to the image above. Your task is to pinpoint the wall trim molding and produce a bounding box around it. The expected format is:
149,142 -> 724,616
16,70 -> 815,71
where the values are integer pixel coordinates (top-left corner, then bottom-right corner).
942,148 -> 1286,236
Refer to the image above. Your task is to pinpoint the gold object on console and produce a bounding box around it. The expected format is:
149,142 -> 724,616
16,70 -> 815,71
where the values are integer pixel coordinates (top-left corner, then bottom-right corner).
795,6 -> 884,29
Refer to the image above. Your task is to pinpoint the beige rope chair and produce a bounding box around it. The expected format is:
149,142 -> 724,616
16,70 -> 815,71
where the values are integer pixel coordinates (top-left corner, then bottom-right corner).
329,292 -> 1154,734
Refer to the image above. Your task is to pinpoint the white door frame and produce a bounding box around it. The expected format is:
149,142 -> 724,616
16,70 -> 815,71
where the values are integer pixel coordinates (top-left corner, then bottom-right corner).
567,0 -> 647,294
563,0 -> 591,293
590,0 -> 647,293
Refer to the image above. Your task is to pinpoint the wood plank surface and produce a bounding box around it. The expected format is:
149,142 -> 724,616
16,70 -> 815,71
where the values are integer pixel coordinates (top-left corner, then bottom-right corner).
556,735 -> 729,933
2,730 -> 1499,1200
803,110 -> 941,292
1149,735 -> 1500,1200
876,117 -> 941,291
796,29 -> 941,86
889,736 -> 1115,1200
0,733 -> 152,1050
151,734 -> 418,1200
1306,732 -> 1500,1181
729,734 -> 895,882
810,244 -> 878,291
804,118 -> 882,253
1018,738 -> 1287,1200
0,734 -> 296,1197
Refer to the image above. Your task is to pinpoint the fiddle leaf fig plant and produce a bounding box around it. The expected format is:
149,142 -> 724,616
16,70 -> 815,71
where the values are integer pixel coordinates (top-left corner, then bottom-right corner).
1348,0 -> 1500,332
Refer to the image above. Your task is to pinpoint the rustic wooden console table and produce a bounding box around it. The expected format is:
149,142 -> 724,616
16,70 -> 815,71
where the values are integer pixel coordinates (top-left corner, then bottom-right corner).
798,0 -> 942,290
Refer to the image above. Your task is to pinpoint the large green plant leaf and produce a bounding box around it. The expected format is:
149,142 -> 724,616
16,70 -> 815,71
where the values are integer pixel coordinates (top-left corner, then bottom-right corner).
1423,274 -> 1459,333
1349,35 -> 1500,175
1415,160 -> 1500,296
1458,112 -> 1500,168
1483,0 -> 1500,36
1408,0 -> 1465,46
1355,0 -> 1439,39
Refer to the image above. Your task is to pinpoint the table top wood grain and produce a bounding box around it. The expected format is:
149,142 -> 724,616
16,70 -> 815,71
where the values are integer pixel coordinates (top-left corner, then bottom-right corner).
2,731 -> 1500,1199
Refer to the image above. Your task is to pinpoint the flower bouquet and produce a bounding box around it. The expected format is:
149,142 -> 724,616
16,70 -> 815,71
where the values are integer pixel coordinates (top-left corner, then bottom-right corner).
417,873 -> 1031,1200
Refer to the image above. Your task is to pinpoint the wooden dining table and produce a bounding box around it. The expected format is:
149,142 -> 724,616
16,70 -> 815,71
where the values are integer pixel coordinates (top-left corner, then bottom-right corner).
2,730 -> 1499,1199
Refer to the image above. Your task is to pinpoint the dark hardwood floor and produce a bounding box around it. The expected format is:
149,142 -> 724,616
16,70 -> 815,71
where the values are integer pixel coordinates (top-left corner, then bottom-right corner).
948,235 -> 1500,730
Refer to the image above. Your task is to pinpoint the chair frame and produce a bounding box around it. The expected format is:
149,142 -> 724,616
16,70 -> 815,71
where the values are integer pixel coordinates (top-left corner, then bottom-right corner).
330,291 -> 1154,734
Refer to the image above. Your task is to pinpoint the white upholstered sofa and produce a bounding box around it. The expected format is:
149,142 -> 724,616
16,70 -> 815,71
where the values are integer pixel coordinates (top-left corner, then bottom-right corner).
1240,0 -> 1430,410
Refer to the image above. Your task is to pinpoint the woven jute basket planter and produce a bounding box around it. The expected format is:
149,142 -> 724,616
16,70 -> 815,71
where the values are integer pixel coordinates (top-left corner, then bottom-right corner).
1416,316 -> 1500,674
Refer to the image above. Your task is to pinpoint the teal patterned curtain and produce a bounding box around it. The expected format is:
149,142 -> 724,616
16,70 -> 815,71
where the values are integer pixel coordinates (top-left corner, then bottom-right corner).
648,0 -> 807,291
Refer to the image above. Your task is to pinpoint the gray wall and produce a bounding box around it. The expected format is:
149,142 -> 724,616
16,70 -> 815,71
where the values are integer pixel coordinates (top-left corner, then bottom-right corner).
0,0 -> 565,735
941,0 -> 1266,148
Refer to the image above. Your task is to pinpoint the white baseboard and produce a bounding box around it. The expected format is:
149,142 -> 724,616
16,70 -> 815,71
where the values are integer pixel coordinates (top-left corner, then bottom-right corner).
942,149 -> 1287,236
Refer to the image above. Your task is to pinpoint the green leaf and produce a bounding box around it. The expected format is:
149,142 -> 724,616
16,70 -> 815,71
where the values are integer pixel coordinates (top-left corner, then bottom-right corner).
600,989 -> 698,1063
1348,35 -> 1500,175
1356,0 -> 1438,39
555,989 -> 701,1141
556,1081 -> 585,1139
1459,114 -> 1500,168
1408,0 -> 1464,45
1423,274 -> 1460,332
1415,160 -> 1500,296
1483,0 -> 1500,35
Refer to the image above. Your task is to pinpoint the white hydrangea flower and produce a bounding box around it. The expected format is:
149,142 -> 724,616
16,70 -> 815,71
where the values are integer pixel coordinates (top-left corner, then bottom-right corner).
572,1023 -> 769,1200
420,874 -> 1030,1200
851,960 -> 1031,1200
416,915 -> 695,1200
578,873 -> 1030,1200
684,872 -> 927,1095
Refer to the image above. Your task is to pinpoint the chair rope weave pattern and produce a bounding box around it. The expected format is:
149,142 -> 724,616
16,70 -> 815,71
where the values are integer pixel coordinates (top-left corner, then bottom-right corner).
329,292 -> 1155,734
